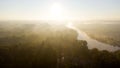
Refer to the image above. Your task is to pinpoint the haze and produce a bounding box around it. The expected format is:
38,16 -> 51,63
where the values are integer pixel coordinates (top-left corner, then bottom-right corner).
0,0 -> 120,21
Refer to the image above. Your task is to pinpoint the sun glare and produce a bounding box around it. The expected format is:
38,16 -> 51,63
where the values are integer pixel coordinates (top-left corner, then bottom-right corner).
49,3 -> 65,20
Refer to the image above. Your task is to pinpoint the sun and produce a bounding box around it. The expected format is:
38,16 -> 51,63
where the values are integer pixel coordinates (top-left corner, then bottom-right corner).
49,3 -> 65,20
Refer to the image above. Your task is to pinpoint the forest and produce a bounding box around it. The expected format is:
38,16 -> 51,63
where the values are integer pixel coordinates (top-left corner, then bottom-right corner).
0,21 -> 120,68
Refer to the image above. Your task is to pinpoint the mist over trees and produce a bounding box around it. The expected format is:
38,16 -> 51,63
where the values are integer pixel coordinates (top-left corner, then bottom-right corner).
0,22 -> 120,68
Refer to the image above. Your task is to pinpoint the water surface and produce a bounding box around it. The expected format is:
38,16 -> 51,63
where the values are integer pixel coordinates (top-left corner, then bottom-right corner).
66,23 -> 120,52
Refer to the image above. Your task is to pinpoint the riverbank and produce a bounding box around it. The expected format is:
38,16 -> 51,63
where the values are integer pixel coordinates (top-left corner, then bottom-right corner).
66,23 -> 120,52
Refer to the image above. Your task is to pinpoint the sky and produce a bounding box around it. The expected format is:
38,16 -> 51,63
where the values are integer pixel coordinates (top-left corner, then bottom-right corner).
0,0 -> 120,21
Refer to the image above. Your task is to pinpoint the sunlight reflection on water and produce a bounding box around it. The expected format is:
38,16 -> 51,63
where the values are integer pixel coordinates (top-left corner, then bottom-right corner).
66,22 -> 120,52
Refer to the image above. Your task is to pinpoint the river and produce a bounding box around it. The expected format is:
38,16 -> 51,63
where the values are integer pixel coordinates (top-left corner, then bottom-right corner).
66,22 -> 120,52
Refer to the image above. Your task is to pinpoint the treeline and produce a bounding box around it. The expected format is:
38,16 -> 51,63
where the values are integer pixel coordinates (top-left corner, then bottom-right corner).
0,22 -> 120,68
0,40 -> 120,68
75,23 -> 120,47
